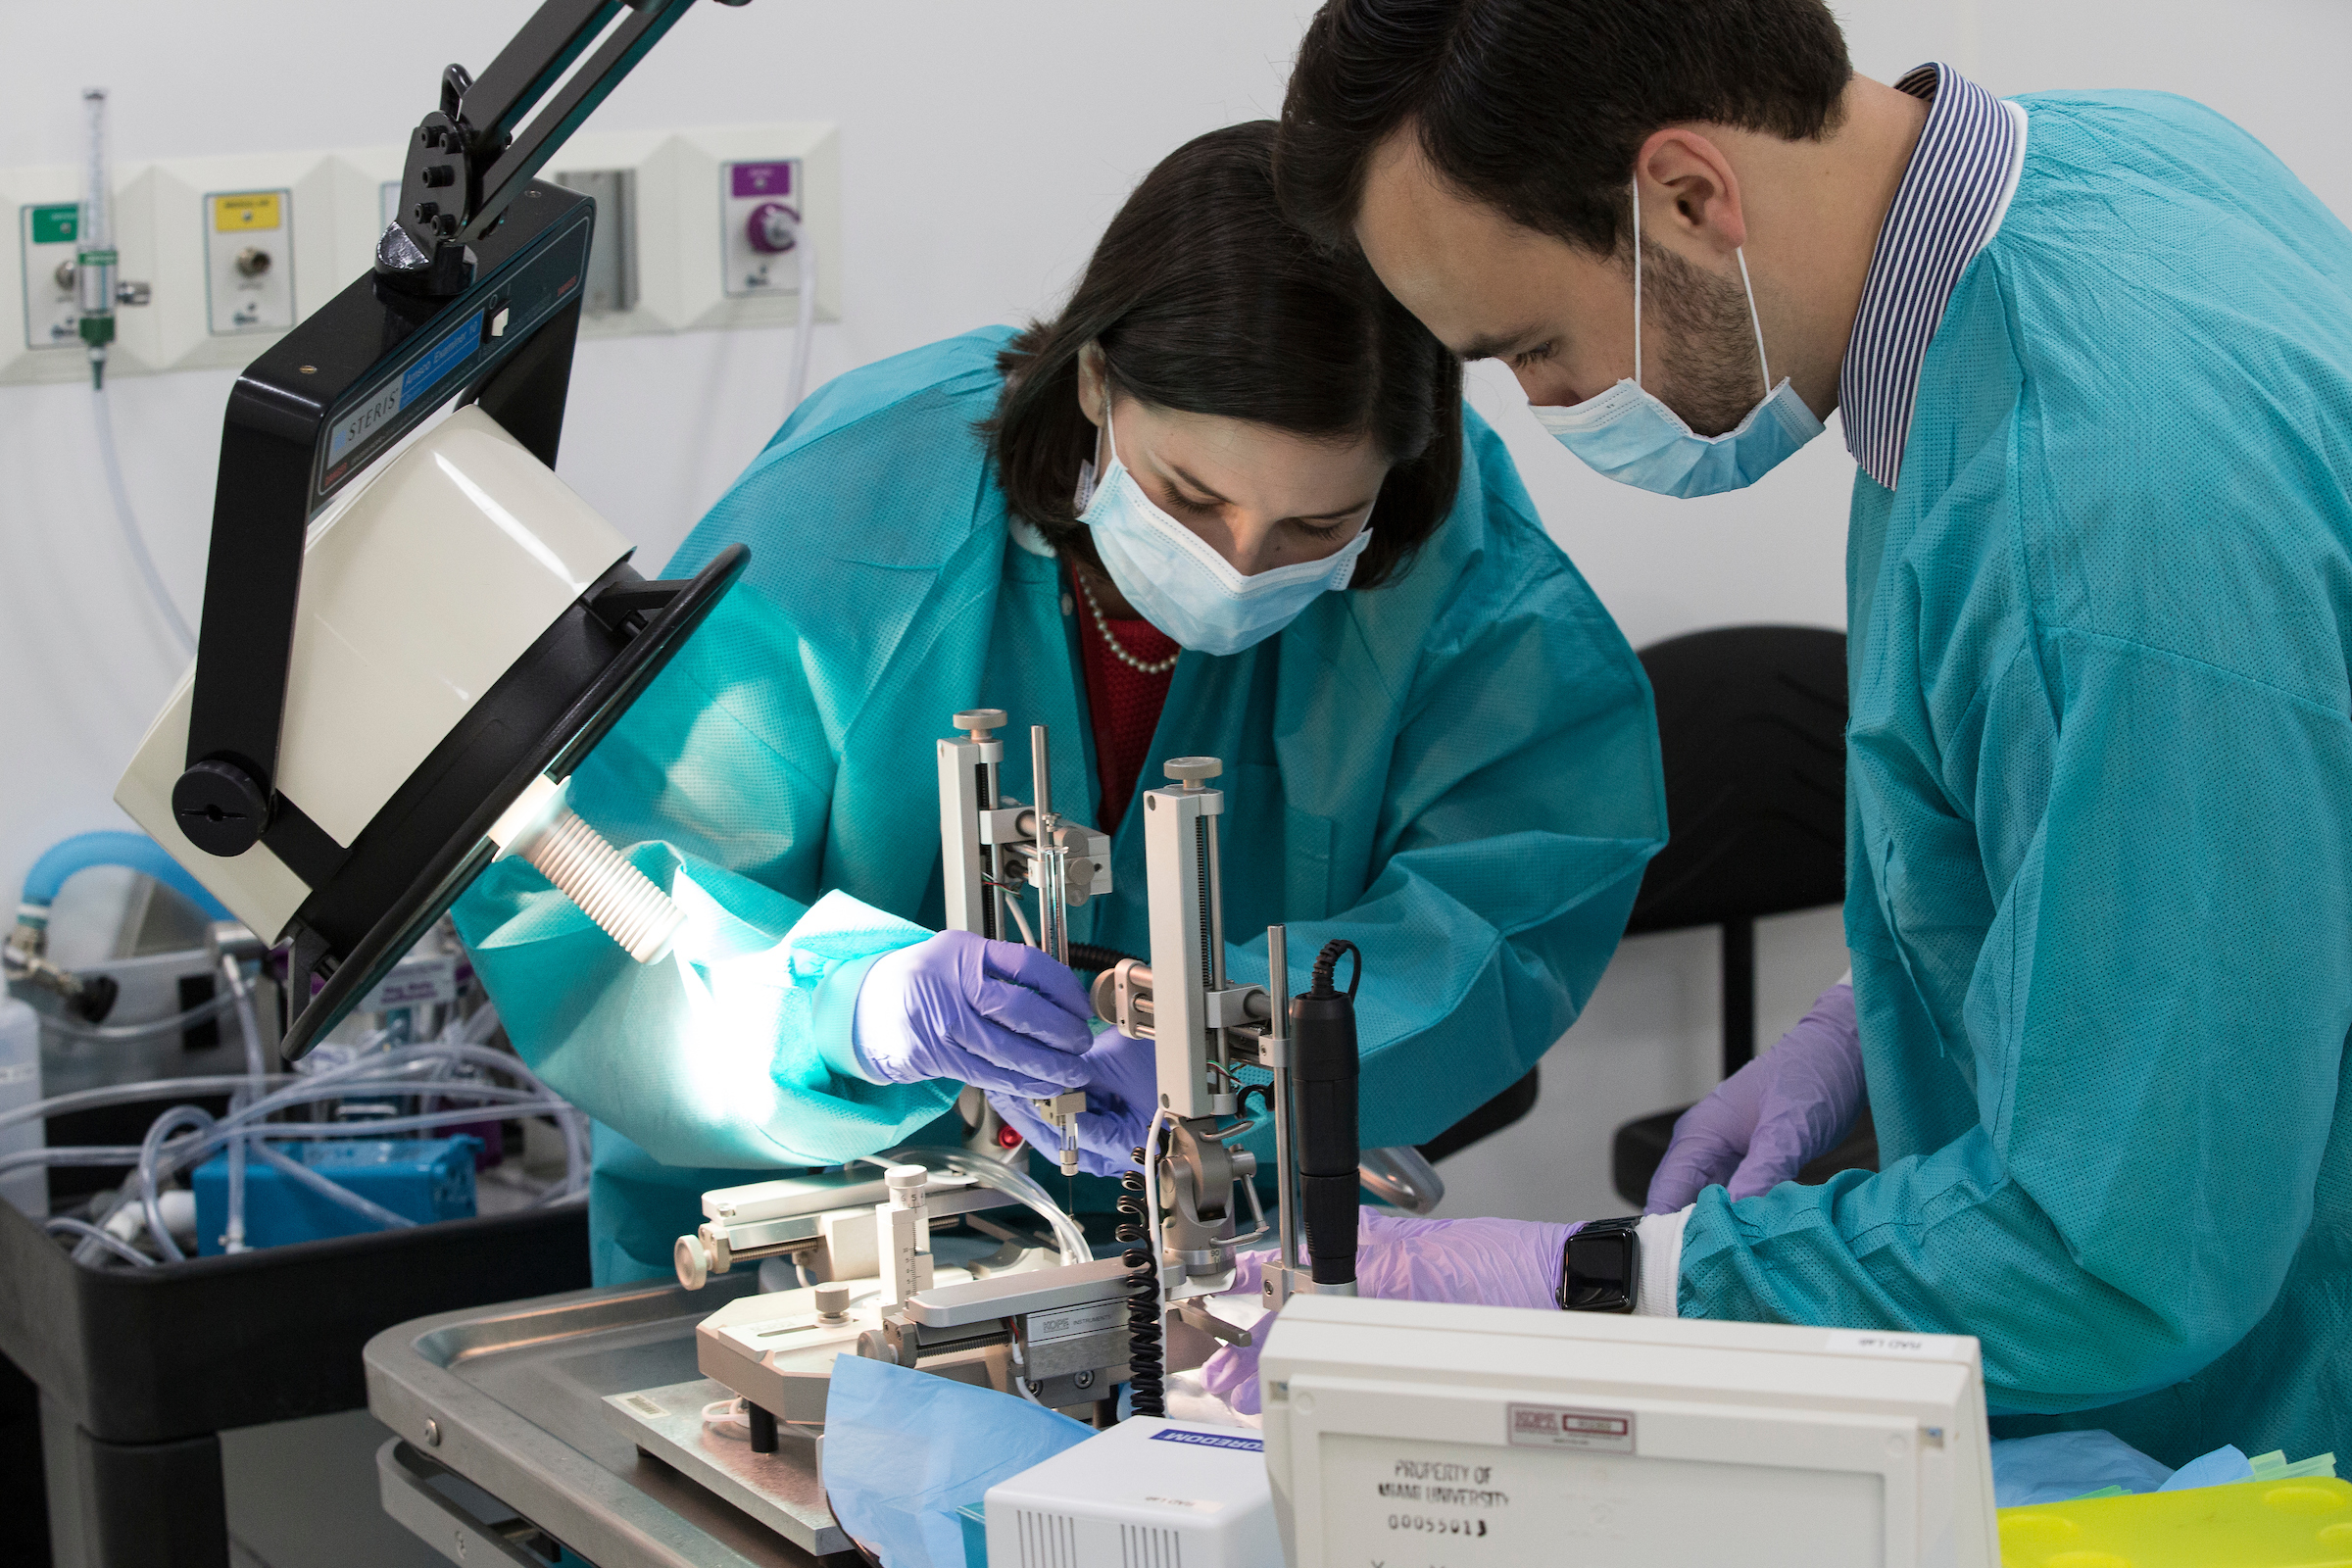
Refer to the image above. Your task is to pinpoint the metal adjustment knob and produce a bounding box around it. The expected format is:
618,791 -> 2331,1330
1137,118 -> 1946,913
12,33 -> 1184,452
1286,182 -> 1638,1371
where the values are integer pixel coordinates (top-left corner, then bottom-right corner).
814,1283 -> 852,1323
674,1233 -> 711,1292
1164,756 -> 1223,787
886,1164 -> 928,1205
953,709 -> 1007,741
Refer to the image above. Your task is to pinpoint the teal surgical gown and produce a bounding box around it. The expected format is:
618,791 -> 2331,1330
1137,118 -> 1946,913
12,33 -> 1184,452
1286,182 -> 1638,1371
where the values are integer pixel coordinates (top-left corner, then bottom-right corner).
1675,92 -> 2352,1464
453,327 -> 1665,1284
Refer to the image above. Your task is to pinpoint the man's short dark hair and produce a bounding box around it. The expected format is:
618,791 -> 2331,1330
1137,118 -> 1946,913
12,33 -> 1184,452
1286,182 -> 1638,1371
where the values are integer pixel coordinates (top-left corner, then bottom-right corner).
1278,0 -> 1852,256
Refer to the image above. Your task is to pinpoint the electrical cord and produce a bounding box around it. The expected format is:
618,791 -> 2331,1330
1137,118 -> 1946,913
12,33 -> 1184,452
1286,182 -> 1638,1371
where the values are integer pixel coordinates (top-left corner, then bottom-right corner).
1119,1126 -> 1168,1419
1308,939 -> 1361,998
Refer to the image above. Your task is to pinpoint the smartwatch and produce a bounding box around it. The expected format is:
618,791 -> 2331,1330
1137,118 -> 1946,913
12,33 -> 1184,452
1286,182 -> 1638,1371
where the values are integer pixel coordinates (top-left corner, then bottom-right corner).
1556,1215 -> 1642,1313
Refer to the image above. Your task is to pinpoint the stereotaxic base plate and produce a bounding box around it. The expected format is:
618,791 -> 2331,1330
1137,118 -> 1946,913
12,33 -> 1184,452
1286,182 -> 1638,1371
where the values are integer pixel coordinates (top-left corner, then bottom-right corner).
602,1377 -> 847,1557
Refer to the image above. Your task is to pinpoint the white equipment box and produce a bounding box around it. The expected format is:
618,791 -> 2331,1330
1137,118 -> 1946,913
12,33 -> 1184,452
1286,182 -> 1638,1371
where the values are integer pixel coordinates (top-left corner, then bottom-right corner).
1260,1296 -> 1996,1568
987,1416 -> 1280,1568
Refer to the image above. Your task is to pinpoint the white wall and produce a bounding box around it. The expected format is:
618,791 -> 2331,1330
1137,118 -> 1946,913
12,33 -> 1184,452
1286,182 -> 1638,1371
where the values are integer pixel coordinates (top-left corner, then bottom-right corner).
5,0 -> 2348,1222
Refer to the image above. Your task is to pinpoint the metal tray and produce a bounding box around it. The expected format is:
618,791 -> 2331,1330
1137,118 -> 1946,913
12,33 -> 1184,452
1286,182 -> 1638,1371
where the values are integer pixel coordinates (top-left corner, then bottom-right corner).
366,1274 -> 857,1568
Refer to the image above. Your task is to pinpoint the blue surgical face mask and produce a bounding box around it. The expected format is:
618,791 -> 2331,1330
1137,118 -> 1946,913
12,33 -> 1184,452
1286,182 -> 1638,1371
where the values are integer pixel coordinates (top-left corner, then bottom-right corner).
1076,396 -> 1372,656
1531,178 -> 1824,498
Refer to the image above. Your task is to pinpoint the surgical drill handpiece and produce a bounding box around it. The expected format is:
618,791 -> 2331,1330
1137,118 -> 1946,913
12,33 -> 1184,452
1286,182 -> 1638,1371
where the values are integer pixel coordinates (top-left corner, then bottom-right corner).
1028,724 -> 1083,1181
1292,940 -> 1363,1296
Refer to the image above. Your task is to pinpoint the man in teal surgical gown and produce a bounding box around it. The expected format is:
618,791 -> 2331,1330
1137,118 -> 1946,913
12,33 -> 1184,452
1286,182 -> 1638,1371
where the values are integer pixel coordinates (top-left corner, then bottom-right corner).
1273,0 -> 2352,1464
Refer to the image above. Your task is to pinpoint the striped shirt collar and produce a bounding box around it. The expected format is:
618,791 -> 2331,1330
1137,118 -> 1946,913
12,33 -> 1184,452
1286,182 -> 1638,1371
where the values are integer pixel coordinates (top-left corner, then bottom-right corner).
1838,63 -> 2029,490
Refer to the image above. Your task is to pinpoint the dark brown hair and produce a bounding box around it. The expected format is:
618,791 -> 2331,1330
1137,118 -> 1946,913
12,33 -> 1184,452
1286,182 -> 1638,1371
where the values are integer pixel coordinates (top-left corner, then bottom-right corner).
1277,0 -> 1851,257
988,121 -> 1461,590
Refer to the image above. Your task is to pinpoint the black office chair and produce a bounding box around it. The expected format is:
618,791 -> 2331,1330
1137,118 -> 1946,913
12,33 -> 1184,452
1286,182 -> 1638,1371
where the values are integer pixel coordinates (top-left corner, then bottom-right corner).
1609,625 -> 1878,1207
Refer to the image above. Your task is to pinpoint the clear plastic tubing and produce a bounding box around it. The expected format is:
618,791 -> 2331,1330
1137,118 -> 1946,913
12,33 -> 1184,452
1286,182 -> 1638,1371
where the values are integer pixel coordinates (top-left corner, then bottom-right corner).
36,990 -> 233,1045
74,1094 -> 578,1265
63,1040 -> 581,1263
885,1145 -> 1093,1265
249,1139 -> 414,1230
223,953 -> 266,1252
138,1104 -> 213,1261
0,1074 -> 299,1135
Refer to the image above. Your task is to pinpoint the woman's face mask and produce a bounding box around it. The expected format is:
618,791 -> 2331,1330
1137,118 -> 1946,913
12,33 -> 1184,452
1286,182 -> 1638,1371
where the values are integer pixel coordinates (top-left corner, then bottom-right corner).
1077,394 -> 1375,657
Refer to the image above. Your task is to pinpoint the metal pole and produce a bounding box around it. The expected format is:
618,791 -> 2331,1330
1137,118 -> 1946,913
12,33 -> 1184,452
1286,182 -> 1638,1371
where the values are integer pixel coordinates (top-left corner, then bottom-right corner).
1029,726 -> 1069,964
1266,923 -> 1298,1305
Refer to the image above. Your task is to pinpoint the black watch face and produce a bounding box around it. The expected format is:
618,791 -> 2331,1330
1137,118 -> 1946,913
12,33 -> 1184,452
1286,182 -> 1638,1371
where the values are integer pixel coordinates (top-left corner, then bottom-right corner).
1560,1227 -> 1638,1311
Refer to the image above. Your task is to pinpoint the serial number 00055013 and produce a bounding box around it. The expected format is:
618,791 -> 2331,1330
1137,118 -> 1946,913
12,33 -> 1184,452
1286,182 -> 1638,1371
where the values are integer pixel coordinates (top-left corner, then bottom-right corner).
1388,1513 -> 1491,1538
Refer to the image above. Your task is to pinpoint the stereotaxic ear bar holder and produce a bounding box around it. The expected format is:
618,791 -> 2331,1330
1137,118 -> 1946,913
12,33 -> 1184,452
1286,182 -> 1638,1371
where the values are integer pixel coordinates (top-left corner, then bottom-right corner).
4,123 -> 839,385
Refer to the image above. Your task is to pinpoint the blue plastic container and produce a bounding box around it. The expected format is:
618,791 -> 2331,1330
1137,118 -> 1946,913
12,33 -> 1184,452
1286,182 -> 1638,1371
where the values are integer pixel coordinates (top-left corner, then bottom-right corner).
957,1500 -> 990,1567
191,1136 -> 480,1255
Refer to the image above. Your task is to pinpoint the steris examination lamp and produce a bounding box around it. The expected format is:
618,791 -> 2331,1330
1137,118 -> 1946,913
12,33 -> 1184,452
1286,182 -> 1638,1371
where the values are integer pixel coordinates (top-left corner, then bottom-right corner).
115,0 -> 754,1061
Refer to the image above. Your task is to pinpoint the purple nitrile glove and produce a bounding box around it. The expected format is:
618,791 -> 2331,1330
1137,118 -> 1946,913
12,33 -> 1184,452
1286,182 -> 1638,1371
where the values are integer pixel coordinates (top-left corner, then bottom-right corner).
987,1028 -> 1154,1178
851,930 -> 1094,1098
1644,980 -> 1863,1215
1201,1208 -> 1579,1414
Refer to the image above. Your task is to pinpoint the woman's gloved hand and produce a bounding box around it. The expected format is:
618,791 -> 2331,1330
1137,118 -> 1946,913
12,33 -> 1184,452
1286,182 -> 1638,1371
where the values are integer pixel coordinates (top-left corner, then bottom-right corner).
851,930 -> 1095,1098
1644,980 -> 1863,1214
1200,1209 -> 1578,1414
988,1029 -> 1154,1177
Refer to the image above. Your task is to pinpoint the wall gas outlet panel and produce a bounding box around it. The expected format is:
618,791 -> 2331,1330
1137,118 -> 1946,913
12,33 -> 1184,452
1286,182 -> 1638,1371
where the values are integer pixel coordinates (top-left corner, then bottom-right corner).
129,154 -> 329,370
719,160 -> 802,300
19,201 -> 81,351
2,162 -> 135,383
663,124 -> 840,333
551,168 -> 638,315
204,189 -> 294,336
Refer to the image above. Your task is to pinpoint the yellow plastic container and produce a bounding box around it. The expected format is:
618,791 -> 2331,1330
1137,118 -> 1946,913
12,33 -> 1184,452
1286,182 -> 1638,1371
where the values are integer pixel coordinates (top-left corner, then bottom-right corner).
2000,1477 -> 2352,1566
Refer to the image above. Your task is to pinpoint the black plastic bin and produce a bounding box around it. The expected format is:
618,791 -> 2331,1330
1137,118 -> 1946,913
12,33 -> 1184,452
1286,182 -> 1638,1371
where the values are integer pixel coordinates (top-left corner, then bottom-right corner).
0,1194 -> 589,1568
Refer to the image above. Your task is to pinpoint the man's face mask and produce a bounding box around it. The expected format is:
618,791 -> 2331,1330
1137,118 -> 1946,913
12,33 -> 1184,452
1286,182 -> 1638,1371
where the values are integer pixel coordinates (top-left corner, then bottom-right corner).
1530,178 -> 1824,498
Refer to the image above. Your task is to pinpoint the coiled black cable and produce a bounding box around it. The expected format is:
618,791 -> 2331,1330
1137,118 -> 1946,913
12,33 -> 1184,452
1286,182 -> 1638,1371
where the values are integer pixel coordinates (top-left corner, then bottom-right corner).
1117,1146 -> 1165,1417
1309,938 -> 1361,998
1068,942 -> 1141,976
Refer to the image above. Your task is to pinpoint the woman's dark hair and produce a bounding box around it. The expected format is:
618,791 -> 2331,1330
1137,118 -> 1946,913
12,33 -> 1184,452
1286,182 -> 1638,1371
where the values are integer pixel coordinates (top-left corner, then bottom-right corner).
1278,0 -> 1851,257
989,121 -> 1460,591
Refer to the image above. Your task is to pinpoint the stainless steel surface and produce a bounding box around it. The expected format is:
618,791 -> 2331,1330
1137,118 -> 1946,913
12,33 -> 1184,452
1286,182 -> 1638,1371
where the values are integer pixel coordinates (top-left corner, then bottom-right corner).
902,1256 -> 1131,1328
602,1380 -> 843,1555
377,1440 -> 546,1567
1028,725 -> 1070,965
366,1273 -> 843,1568
1358,1144 -> 1446,1216
1027,724 -> 1054,820
937,716 -> 1005,940
1141,773 -> 1224,1119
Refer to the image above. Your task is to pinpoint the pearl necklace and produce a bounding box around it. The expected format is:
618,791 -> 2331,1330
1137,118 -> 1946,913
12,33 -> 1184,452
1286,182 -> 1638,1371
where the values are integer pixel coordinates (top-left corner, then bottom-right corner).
1076,572 -> 1179,675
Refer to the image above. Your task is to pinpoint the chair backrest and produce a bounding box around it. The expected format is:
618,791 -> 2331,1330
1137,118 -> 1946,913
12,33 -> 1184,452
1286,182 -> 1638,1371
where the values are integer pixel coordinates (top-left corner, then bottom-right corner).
1625,625 -> 1846,937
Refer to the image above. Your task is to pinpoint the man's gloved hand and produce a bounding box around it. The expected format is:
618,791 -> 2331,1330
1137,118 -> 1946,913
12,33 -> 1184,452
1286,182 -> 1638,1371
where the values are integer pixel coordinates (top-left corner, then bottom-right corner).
851,931 -> 1095,1098
1644,980 -> 1863,1214
1200,1209 -> 1579,1414
988,1029 -> 1154,1177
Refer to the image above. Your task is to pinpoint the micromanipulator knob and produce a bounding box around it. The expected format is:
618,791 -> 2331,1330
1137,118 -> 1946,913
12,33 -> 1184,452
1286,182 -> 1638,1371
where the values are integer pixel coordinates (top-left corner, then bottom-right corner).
953,709 -> 1007,740
1164,756 -> 1223,787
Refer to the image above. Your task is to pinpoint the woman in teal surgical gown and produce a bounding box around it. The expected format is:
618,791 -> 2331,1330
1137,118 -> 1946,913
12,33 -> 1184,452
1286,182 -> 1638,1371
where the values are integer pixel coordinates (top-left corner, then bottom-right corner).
452,123 -> 1664,1284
